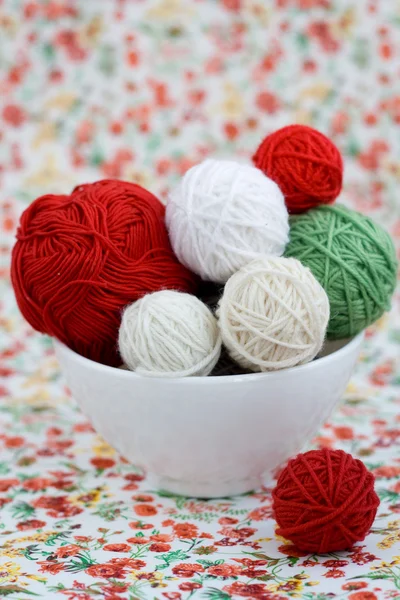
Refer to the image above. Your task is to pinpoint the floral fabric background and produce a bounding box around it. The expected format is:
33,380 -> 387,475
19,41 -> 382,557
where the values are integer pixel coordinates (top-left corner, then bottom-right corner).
0,1 -> 400,599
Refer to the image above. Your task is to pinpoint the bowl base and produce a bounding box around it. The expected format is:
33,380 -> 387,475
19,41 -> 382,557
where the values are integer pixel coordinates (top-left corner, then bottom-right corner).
145,472 -> 262,498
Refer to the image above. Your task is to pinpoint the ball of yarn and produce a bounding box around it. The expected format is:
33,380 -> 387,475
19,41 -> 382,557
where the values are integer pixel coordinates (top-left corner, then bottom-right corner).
285,204 -> 397,339
166,159 -> 289,283
118,290 -> 221,377
253,124 -> 343,213
272,448 -> 380,553
217,256 -> 330,371
11,180 -> 198,367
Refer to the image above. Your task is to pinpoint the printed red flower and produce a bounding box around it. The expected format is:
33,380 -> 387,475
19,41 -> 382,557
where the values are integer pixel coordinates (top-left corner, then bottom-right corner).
37,561 -> 65,574
4,435 -> 25,448
55,544 -> 82,558
241,567 -> 267,577
247,506 -> 272,521
103,543 -> 131,553
163,594 -> 181,600
90,457 -> 115,469
2,104 -> 26,127
215,538 -> 236,547
224,123 -> 239,141
208,564 -> 241,577
134,504 -> 158,517
179,582 -> 202,591
86,563 -> 126,578
349,593 -> 377,600
132,494 -> 154,503
129,520 -> 154,530
124,473 -> 144,482
103,584 -> 130,595
150,534 -> 174,543
324,559 -> 349,568
23,477 -> 52,491
256,92 -> 280,114
223,581 -> 278,598
149,542 -> 171,552
218,527 -> 256,539
372,465 -> 400,478
343,582 -> 368,591
233,558 -> 268,567
0,478 -> 19,492
17,519 -> 46,531
173,523 -> 199,539
33,495 -> 68,509
109,557 -> 145,569
278,544 -> 309,557
126,537 -> 149,545
325,568 -> 345,578
218,517 -> 238,525
172,563 -> 205,577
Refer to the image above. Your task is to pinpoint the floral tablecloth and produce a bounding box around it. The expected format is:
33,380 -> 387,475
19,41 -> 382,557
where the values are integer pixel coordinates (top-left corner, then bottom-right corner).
1,1 -> 400,599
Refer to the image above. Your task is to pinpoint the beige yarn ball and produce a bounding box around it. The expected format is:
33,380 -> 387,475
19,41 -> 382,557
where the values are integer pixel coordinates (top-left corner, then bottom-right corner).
119,290 -> 221,377
217,257 -> 330,371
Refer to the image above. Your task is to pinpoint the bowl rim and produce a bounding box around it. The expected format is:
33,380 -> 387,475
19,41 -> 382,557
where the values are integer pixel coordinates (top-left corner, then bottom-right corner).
53,332 -> 364,385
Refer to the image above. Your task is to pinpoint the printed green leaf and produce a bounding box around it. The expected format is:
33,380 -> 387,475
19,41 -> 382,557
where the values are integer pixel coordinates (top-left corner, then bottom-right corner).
0,586 -> 39,596
202,588 -> 231,600
64,552 -> 97,573
45,530 -> 72,546
11,501 -> 35,520
197,559 -> 224,567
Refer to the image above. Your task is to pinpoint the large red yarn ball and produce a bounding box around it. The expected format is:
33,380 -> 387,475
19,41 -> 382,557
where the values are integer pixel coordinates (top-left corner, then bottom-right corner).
253,124 -> 343,213
272,448 -> 380,554
11,179 -> 199,366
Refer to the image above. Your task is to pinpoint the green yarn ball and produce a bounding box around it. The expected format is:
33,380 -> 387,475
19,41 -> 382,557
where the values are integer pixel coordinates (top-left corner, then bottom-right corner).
284,204 -> 397,339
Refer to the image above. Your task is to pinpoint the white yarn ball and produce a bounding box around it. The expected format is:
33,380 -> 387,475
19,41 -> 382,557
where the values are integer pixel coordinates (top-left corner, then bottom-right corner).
118,290 -> 222,377
217,257 -> 330,372
166,159 -> 289,283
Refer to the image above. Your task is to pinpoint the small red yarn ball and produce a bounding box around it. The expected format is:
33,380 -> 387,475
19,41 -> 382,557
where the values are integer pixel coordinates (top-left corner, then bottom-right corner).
253,124 -> 343,213
11,179 -> 198,367
272,448 -> 380,554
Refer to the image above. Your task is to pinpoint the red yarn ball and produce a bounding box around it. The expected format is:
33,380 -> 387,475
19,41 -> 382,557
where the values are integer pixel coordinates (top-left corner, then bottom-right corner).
272,448 -> 380,554
11,179 -> 198,366
253,124 -> 343,213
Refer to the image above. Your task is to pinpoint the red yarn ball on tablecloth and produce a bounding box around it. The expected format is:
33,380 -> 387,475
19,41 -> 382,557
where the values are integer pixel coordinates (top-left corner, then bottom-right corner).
272,448 -> 380,554
253,124 -> 343,213
11,179 -> 199,366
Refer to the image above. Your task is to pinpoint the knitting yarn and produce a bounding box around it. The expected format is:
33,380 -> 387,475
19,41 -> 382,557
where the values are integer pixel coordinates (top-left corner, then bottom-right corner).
285,204 -> 397,339
217,256 -> 329,372
253,124 -> 343,213
272,448 -> 380,553
11,180 -> 198,367
119,290 -> 221,377
166,159 -> 289,283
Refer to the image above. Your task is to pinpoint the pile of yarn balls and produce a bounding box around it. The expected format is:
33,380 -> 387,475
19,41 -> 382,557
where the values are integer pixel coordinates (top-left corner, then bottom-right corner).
11,124 -> 397,377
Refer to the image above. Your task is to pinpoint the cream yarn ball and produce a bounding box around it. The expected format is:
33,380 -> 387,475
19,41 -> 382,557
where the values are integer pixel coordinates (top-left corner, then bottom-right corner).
217,257 -> 330,371
118,290 -> 222,377
166,159 -> 289,283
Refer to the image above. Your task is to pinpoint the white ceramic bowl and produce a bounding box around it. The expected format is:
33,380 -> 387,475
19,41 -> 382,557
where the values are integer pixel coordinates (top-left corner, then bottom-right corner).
54,334 -> 364,498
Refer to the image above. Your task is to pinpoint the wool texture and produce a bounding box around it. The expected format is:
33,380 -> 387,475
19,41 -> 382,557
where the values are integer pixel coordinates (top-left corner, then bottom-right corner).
166,159 -> 289,283
118,290 -> 221,377
217,256 -> 330,372
253,124 -> 343,213
11,179 -> 198,367
272,448 -> 380,554
285,204 -> 398,339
